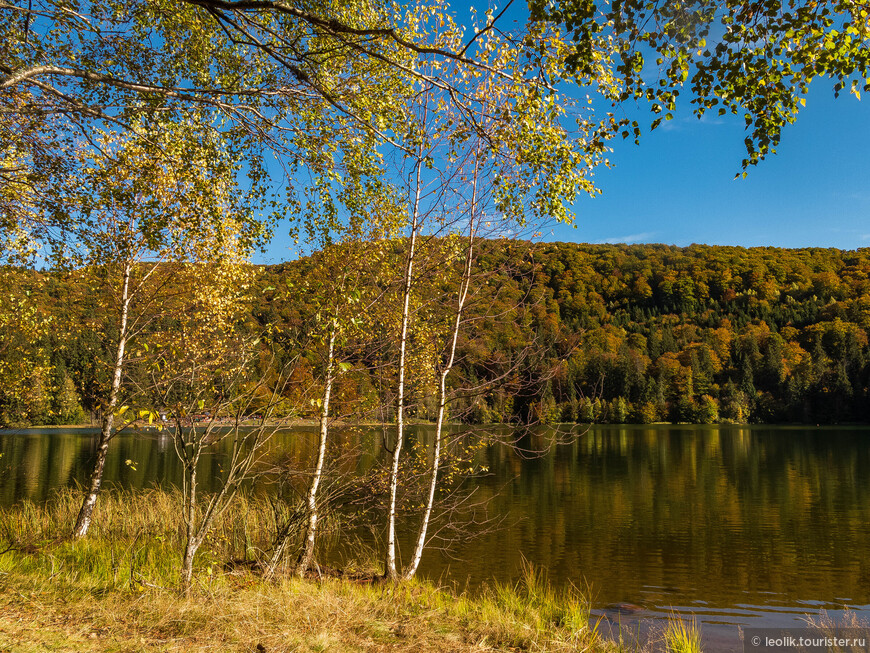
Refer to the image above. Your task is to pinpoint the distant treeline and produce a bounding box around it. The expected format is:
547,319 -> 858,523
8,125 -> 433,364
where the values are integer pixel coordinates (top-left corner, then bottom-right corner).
524,243 -> 870,424
2,242 -> 869,427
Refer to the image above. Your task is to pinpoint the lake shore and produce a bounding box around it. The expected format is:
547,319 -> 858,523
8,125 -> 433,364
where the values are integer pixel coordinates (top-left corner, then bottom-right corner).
0,487 -> 622,653
0,567 -> 608,653
0,418 -> 430,431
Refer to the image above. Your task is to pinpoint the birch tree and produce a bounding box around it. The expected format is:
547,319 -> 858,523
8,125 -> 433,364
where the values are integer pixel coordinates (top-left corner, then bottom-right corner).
265,185 -> 404,576
141,234 -> 281,593
403,171 -> 481,580
62,117 -> 258,538
372,1 -> 619,579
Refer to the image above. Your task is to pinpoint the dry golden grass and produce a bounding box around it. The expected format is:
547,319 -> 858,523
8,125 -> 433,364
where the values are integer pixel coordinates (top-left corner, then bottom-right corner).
0,563 -> 614,652
0,488 -> 625,653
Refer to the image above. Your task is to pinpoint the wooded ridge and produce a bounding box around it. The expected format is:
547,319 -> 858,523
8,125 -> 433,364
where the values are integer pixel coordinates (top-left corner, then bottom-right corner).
3,241 -> 868,427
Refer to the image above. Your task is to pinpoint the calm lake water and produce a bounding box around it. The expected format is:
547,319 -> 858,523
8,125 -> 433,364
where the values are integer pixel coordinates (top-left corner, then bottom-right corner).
2,424 -> 869,651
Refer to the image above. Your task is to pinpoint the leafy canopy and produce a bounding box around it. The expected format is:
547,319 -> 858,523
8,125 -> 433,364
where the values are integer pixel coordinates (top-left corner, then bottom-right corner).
530,0 -> 870,170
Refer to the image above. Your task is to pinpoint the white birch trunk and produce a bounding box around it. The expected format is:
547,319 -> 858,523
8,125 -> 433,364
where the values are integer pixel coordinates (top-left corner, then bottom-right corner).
385,157 -> 423,580
294,325 -> 336,577
72,261 -> 132,539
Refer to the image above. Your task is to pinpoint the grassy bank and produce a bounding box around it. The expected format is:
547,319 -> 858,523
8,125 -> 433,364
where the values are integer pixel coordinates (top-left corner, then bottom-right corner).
0,488 -> 650,653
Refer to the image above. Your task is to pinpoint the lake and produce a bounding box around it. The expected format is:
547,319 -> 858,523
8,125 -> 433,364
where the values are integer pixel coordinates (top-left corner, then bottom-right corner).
2,423 -> 869,651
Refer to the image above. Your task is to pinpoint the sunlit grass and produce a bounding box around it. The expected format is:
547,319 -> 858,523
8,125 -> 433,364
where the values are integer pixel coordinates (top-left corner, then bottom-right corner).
664,614 -> 702,653
447,562 -> 596,649
0,488 -> 626,652
0,487 -> 286,588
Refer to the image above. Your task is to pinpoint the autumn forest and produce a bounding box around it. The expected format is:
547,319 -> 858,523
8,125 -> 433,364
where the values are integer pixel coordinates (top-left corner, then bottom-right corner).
4,241 -> 868,429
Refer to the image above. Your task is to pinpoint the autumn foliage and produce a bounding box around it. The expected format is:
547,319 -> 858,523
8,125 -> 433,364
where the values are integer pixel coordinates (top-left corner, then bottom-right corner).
4,240 -> 869,427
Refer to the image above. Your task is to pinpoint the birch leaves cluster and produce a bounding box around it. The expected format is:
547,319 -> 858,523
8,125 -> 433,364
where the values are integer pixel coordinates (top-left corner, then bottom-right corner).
532,0 -> 870,171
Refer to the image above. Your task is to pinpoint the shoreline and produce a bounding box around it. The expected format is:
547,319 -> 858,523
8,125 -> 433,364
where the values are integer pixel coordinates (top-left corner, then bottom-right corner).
0,487 -> 617,653
3,420 -> 870,433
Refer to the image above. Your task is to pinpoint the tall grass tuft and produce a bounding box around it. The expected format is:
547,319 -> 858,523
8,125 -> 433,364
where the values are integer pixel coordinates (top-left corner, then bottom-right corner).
450,560 -> 597,649
664,614 -> 702,653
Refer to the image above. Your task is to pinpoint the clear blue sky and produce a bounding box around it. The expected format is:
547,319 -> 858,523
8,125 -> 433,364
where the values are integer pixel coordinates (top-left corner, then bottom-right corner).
558,84 -> 870,251
258,9 -> 870,263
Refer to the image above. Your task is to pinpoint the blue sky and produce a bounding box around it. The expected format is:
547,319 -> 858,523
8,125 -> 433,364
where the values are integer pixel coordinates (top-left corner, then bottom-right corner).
559,84 -> 870,250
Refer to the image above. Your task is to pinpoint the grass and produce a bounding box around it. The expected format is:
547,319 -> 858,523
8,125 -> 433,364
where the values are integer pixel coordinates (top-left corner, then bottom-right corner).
0,488 -> 643,653
663,614 -> 702,653
805,610 -> 870,653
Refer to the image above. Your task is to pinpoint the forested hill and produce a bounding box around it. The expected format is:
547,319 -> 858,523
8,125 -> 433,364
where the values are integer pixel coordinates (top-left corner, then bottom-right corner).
516,243 -> 870,424
250,242 -> 870,426
2,242 -> 869,427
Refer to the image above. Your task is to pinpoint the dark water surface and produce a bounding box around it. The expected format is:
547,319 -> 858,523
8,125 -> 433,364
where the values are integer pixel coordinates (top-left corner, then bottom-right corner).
2,424 -> 869,651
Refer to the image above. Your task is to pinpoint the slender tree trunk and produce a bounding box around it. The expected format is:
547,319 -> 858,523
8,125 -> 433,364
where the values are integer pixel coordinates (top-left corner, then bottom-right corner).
385,158 -> 423,580
178,419 -> 260,593
403,169 -> 478,580
73,262 -> 132,539
180,539 -> 198,593
294,325 -> 336,577
180,459 -> 199,595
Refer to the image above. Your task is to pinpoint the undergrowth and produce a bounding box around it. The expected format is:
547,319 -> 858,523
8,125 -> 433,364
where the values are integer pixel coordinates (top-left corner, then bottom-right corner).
0,487 -> 635,652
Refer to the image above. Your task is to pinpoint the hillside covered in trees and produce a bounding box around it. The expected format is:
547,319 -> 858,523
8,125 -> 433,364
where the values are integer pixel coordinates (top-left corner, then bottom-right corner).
524,243 -> 870,424
2,242 -> 869,428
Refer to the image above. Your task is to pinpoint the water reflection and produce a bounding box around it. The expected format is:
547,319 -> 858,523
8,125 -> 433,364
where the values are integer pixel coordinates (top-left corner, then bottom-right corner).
418,425 -> 870,652
2,424 -> 869,649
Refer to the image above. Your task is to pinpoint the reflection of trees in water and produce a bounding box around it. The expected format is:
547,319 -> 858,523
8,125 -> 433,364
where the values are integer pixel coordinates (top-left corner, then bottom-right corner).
3,425 -> 870,607
0,427 -> 387,504
454,425 -> 870,606
1,432 -> 84,504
